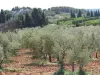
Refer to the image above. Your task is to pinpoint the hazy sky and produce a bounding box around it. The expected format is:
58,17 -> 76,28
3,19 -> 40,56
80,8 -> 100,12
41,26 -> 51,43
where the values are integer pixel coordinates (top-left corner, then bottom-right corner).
1,0 -> 100,10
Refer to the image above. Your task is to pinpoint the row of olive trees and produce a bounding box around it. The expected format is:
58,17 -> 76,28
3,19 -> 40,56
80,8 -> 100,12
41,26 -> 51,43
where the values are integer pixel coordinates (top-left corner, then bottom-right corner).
17,25 -> 100,73
0,31 -> 21,68
1,24 -> 100,73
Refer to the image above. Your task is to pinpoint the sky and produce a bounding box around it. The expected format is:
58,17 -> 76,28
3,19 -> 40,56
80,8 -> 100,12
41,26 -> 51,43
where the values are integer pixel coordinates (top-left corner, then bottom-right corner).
1,0 -> 100,10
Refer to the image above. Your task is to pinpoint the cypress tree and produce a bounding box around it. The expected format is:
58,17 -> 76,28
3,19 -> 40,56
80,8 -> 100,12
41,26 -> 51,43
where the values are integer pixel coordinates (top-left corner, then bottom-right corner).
94,11 -> 98,17
31,8 -> 48,27
97,10 -> 100,16
0,14 -> 1,23
41,12 -> 48,26
77,10 -> 82,17
5,13 -> 12,21
17,14 -> 25,28
71,10 -> 76,18
31,8 -> 41,27
87,11 -> 90,17
0,9 -> 5,23
24,13 -> 32,27
90,11 -> 93,17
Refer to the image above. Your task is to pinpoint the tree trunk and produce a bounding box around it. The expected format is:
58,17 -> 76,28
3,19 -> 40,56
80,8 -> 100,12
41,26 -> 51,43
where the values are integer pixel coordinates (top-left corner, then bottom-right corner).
96,52 -> 98,58
43,54 -> 47,60
49,55 -> 52,62
79,65 -> 83,71
0,64 -> 2,69
89,55 -> 91,58
57,56 -> 60,61
0,60 -> 3,69
72,62 -> 75,72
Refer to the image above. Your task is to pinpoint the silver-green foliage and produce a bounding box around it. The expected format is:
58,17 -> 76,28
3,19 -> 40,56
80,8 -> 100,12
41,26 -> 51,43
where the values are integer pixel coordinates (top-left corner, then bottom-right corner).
0,32 -> 20,68
17,25 -> 100,68
69,31 -> 90,67
52,29 -> 74,62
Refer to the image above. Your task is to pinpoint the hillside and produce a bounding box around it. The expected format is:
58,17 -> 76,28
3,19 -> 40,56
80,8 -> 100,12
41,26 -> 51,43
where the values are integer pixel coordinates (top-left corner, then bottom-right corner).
0,6 -> 87,31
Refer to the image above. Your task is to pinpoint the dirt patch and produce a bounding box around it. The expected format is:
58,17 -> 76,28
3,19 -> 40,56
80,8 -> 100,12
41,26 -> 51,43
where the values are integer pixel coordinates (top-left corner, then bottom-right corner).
2,49 -> 100,75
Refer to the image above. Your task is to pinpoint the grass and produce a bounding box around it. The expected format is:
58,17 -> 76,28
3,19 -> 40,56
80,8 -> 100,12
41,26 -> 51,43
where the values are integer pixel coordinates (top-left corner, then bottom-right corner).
57,17 -> 100,26
0,67 -> 26,72
3,59 -> 14,64
54,70 -> 99,75
24,60 -> 48,66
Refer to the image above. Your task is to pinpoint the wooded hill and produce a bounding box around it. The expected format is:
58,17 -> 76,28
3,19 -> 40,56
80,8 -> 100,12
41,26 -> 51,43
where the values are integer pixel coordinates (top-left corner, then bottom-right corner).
0,6 -> 100,31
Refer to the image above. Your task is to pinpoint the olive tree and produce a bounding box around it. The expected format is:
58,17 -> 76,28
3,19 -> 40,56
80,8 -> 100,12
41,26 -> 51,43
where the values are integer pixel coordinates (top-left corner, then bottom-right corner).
0,45 -> 4,68
5,31 -> 21,56
0,33 -> 10,60
0,33 -> 11,68
92,32 -> 100,58
40,34 -> 54,62
0,32 -> 21,68
28,34 -> 43,59
68,30 -> 91,72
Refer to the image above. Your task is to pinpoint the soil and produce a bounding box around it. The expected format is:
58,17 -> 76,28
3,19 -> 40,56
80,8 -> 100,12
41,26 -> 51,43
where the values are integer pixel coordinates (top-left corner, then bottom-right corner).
0,49 -> 100,75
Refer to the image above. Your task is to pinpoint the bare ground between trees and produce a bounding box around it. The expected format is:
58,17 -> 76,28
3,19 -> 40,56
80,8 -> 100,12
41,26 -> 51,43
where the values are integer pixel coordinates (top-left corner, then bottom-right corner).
0,49 -> 100,75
